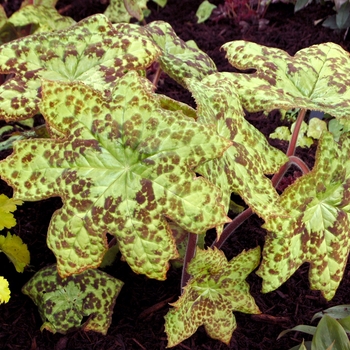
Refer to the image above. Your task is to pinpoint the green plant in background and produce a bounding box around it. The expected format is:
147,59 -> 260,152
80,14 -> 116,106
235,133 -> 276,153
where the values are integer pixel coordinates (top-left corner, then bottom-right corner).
2,3 -> 350,348
295,0 -> 350,35
280,305 -> 350,350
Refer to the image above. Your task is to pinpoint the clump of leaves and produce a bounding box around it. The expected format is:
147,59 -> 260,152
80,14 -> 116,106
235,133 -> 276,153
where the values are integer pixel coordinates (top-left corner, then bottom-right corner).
2,8 -> 350,348
280,305 -> 350,350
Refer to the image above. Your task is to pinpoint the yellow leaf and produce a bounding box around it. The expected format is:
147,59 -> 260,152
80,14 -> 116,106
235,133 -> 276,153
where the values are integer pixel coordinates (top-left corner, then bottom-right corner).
0,232 -> 30,272
0,276 -> 10,304
0,194 -> 23,230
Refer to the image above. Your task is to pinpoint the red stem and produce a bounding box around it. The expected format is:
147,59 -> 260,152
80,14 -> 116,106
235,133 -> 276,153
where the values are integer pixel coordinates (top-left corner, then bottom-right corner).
181,233 -> 198,292
180,109 -> 308,285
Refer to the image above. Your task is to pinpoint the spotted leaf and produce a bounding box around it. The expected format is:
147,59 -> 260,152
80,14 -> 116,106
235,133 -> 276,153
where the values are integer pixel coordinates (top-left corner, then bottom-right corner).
0,13 -> 160,121
8,3 -> 76,34
223,41 -> 350,126
186,73 -> 288,232
143,21 -> 217,86
165,247 -> 261,347
104,0 -> 148,23
257,132 -> 350,300
22,265 -> 123,334
0,71 -> 231,279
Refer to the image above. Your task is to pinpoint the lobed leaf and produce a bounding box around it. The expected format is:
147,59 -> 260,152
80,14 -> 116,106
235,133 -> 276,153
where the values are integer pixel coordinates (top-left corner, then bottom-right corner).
0,232 -> 30,272
0,71 -> 231,279
186,73 -> 288,230
22,265 -> 123,334
0,194 -> 23,230
258,131 -> 350,300
8,4 -> 76,34
165,247 -> 261,347
223,41 -> 350,126
0,13 -> 160,121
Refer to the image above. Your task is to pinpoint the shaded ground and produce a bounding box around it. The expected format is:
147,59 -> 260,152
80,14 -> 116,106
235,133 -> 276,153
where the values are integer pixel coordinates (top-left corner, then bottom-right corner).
0,0 -> 350,349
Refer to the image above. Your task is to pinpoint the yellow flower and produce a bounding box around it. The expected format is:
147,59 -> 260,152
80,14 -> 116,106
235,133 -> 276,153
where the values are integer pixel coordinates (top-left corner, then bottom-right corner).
0,276 -> 10,304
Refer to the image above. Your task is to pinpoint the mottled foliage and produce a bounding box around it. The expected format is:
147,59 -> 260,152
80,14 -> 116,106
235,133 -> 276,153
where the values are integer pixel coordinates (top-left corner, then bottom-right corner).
165,247 -> 261,347
104,0 -> 148,23
22,265 -> 123,334
8,3 -> 75,33
186,73 -> 288,231
0,14 -> 160,121
143,21 -> 217,86
223,41 -> 350,126
258,132 -> 350,300
0,71 -> 230,279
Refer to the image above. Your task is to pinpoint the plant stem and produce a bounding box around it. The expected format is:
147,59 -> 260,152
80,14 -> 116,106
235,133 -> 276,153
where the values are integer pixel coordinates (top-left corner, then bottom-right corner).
288,155 -> 310,174
286,108 -> 307,157
181,109 -> 309,287
212,207 -> 253,249
152,64 -> 162,88
181,232 -> 198,292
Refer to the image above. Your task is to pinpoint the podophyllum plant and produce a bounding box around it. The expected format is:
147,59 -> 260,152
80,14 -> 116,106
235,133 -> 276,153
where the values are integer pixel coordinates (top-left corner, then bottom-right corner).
1,3 -> 350,348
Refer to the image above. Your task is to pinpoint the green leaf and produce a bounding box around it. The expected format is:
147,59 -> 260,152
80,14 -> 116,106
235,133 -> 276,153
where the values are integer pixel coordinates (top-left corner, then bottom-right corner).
143,21 -> 217,86
165,247 -> 261,347
0,13 -> 160,121
0,71 -> 231,279
279,325 -> 317,339
336,2 -> 350,29
22,265 -> 123,334
8,4 -> 76,34
312,315 -> 350,350
196,1 -> 216,23
307,118 -> 327,139
186,73 -> 288,232
0,276 -> 10,304
222,41 -> 350,127
257,132 -> 350,300
0,232 -> 30,272
294,0 -> 312,12
0,194 -> 23,230
312,305 -> 350,322
152,0 -> 167,7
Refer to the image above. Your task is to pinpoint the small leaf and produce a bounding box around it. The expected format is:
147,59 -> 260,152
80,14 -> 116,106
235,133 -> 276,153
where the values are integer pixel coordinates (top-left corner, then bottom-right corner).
0,194 -> 23,230
223,41 -> 350,127
307,118 -> 327,139
22,265 -> 123,334
294,0 -> 312,12
0,276 -> 10,304
336,2 -> 350,29
152,0 -> 167,7
164,247 -> 261,347
312,315 -> 350,350
196,1 -> 216,23
123,0 -> 148,21
0,232 -> 30,272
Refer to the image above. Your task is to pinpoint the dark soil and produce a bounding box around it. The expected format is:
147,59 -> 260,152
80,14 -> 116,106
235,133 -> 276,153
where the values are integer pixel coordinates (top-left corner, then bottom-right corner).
0,0 -> 350,349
